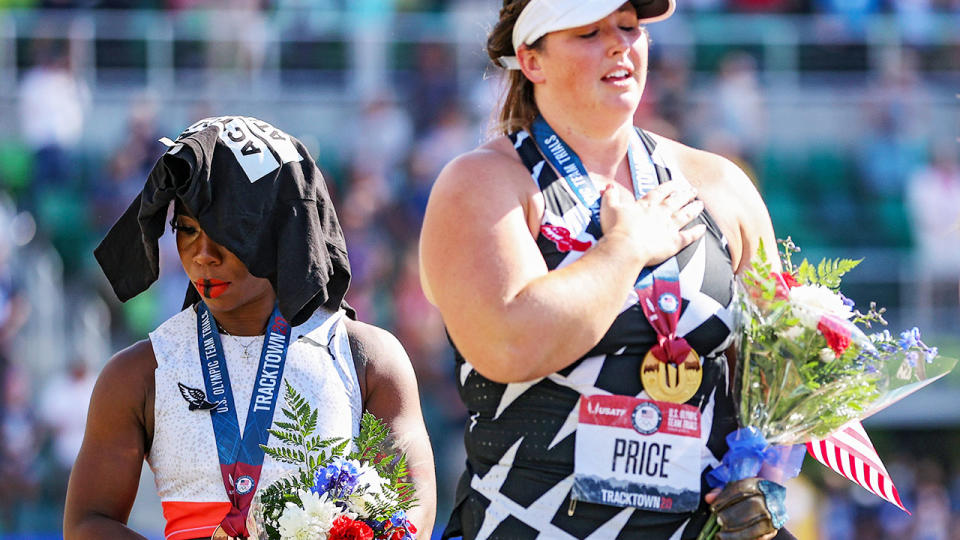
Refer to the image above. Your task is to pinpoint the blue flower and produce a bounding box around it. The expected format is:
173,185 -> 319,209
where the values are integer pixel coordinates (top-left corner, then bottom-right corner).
311,457 -> 360,498
905,351 -> 919,368
924,347 -> 939,364
877,342 -> 898,354
898,328 -> 921,350
854,351 -> 880,374
390,510 -> 408,528
870,330 -> 897,353
839,293 -> 855,309
368,517 -> 387,533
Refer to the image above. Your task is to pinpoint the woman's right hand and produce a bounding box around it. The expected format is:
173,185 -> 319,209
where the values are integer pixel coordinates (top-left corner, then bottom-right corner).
599,180 -> 706,269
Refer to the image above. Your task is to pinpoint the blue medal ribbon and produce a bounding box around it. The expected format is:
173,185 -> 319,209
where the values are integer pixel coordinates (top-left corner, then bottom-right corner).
196,301 -> 292,537
529,116 -> 666,290
529,115 -> 658,233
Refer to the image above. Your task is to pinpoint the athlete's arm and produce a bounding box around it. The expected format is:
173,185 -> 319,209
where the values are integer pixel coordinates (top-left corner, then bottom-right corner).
726,161 -> 779,275
419,141 -> 705,383
347,319 -> 437,537
64,340 -> 156,540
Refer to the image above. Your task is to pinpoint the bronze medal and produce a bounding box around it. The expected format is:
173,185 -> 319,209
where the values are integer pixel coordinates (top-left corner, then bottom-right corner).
211,525 -> 239,540
640,349 -> 702,403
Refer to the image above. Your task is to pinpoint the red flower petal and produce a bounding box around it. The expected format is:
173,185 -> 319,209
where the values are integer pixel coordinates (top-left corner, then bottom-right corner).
818,315 -> 852,356
329,515 -> 374,540
771,271 -> 800,300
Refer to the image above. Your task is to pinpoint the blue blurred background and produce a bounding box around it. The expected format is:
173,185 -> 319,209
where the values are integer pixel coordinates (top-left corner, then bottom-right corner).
0,1 -> 958,538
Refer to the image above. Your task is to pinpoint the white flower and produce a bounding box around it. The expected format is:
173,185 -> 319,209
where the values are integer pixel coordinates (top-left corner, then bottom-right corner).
819,348 -> 836,362
357,462 -> 388,493
778,326 -> 804,341
346,462 -> 391,517
277,489 -> 341,540
277,504 -> 319,540
789,285 -> 853,328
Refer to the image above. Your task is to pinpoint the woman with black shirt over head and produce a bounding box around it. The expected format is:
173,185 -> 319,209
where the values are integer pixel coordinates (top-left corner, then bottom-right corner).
65,117 -> 436,540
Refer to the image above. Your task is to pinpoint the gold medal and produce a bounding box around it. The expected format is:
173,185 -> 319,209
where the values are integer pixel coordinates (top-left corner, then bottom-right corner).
640,349 -> 702,403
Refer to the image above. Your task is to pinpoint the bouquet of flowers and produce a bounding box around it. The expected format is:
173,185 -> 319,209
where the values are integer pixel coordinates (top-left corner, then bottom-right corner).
248,382 -> 418,540
698,239 -> 956,539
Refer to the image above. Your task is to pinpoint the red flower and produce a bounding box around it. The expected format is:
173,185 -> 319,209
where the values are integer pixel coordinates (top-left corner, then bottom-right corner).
772,271 -> 800,300
378,522 -> 417,540
818,315 -> 852,356
329,515 -> 374,540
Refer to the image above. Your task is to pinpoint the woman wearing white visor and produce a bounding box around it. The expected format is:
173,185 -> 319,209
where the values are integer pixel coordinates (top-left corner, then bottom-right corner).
420,0 -> 789,539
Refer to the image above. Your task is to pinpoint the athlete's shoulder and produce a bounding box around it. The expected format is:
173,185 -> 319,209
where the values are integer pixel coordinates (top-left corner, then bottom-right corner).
344,319 -> 408,369
434,135 -> 533,191
343,319 -> 416,406
90,339 -> 157,440
102,340 -> 158,387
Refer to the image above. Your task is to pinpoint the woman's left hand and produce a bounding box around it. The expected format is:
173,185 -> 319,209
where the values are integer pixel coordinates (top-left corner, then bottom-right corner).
703,478 -> 787,540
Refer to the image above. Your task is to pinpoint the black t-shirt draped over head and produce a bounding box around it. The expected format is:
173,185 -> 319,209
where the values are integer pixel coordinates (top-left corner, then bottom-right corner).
95,116 -> 353,326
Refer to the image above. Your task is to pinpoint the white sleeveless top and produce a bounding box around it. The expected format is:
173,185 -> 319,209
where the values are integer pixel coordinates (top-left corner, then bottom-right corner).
146,306 -> 362,540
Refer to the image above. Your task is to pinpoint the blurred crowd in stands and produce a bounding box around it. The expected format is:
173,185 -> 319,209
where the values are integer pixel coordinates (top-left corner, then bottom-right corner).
0,3 -> 959,538
1,0 -> 960,14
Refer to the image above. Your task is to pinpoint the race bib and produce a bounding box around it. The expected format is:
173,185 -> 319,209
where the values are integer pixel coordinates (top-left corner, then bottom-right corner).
572,395 -> 702,513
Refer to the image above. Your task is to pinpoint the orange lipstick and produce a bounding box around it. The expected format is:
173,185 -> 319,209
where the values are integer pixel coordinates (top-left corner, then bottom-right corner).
195,279 -> 230,299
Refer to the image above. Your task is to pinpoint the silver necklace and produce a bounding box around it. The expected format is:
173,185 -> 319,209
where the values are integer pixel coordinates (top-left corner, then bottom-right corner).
231,335 -> 262,362
217,322 -> 263,361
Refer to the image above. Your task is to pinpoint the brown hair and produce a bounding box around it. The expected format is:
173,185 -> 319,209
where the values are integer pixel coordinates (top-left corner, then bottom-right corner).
487,0 -> 542,135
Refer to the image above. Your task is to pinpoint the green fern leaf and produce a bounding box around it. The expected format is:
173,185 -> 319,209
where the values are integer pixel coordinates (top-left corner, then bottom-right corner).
304,407 -> 319,438
272,421 -> 298,433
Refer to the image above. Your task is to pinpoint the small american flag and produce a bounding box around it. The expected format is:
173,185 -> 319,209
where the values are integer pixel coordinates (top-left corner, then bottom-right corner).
806,420 -> 909,514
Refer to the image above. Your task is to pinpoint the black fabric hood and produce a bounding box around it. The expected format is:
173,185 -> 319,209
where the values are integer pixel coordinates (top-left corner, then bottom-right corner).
95,116 -> 354,326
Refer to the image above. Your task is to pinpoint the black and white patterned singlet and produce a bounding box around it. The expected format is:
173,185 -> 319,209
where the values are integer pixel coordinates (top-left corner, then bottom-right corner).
442,129 -> 739,540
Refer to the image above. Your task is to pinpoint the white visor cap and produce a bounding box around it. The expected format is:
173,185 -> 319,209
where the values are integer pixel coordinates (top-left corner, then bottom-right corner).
499,0 -> 675,70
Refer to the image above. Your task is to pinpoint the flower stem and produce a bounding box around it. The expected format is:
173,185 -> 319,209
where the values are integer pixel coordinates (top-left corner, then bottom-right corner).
697,512 -> 720,540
